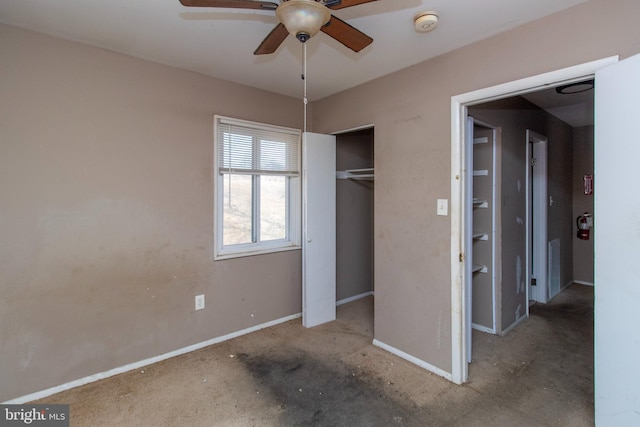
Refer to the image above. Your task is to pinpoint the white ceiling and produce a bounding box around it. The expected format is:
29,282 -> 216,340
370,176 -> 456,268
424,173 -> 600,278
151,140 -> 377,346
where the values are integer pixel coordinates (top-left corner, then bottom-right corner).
522,83 -> 594,127
1,0 -> 589,103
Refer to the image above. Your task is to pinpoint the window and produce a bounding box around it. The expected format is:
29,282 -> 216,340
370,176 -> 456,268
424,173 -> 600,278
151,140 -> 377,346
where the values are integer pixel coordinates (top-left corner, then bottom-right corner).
214,115 -> 301,259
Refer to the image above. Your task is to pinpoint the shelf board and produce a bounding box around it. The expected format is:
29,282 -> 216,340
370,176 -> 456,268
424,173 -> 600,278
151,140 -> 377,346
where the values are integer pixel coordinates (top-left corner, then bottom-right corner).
473,233 -> 489,241
473,170 -> 489,176
472,199 -> 488,208
473,137 -> 489,145
472,264 -> 488,274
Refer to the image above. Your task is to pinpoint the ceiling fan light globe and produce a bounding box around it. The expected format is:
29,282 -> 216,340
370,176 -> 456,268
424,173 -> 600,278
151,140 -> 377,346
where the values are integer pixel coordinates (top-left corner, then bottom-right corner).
276,0 -> 331,42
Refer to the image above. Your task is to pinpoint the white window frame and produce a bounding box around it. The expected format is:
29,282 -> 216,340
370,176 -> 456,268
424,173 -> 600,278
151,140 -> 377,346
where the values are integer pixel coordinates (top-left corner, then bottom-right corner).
213,115 -> 301,260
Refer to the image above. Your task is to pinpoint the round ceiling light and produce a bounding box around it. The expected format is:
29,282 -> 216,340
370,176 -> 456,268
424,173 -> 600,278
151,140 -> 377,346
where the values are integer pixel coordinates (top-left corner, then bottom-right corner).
414,11 -> 438,33
555,79 -> 595,95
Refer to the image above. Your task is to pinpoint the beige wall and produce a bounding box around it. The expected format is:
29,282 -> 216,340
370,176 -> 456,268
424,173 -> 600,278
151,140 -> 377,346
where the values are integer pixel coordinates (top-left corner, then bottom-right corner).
312,0 -> 640,373
573,126 -> 595,284
0,24 -> 303,401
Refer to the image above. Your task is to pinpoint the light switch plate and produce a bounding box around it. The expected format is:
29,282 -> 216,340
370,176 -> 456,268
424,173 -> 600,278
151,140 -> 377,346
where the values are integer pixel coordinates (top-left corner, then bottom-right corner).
195,294 -> 205,311
437,199 -> 448,216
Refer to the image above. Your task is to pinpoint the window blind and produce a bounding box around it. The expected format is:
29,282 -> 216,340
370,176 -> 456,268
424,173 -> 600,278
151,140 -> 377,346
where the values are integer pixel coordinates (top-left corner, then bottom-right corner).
216,117 -> 301,176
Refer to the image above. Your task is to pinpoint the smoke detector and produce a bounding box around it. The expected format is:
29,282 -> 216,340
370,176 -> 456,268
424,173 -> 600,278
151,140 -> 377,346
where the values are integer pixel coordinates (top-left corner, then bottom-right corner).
414,11 -> 438,33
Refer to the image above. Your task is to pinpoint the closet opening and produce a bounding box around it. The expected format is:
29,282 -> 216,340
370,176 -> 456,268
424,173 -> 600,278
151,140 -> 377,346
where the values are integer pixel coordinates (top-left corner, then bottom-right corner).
335,127 -> 375,332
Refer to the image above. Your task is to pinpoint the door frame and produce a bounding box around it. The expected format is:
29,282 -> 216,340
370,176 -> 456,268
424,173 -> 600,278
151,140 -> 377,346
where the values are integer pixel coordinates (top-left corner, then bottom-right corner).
450,56 -> 618,384
526,130 -> 549,305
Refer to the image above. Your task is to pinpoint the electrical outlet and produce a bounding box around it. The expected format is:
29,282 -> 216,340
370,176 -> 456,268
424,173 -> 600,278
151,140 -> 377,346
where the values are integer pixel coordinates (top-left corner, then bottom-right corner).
195,294 -> 205,311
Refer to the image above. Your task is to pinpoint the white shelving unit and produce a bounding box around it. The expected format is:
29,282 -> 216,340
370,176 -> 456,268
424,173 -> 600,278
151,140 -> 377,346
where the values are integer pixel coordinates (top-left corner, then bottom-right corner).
470,121 -> 497,334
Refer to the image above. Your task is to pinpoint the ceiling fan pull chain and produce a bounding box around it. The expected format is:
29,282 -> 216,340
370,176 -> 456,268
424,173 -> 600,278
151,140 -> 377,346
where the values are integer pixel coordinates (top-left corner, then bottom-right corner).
302,42 -> 308,133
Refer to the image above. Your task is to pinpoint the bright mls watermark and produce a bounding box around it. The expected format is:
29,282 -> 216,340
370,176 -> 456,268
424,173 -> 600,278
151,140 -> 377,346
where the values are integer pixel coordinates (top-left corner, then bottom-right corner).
0,405 -> 69,426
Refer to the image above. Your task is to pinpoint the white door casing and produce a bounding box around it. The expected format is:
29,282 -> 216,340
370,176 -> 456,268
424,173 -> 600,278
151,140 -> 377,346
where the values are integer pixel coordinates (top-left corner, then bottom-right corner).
464,116 -> 474,363
526,130 -> 548,304
450,56 -> 618,385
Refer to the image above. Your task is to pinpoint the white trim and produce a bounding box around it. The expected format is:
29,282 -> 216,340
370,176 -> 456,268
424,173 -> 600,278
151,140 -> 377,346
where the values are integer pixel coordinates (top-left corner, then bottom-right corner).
450,100 -> 466,385
490,126 -> 498,333
527,130 -> 549,303
563,280 -> 574,291
330,123 -> 375,135
525,139 -> 531,314
547,280 -> 576,302
452,56 -> 618,107
214,244 -> 301,261
3,312 -> 302,404
574,280 -> 594,287
499,313 -> 527,336
450,56 -> 619,385
337,291 -> 374,306
372,339 -> 452,381
472,323 -> 495,334
213,115 -> 302,261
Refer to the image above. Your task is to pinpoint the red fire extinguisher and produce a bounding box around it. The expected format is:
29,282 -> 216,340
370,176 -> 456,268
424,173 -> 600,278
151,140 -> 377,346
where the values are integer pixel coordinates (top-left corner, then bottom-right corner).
576,212 -> 593,240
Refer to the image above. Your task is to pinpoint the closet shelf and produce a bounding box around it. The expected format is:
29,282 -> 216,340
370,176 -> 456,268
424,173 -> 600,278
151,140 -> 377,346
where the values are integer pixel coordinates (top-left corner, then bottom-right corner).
336,168 -> 374,181
472,264 -> 488,274
473,233 -> 489,241
473,170 -> 489,176
472,198 -> 488,208
473,136 -> 489,145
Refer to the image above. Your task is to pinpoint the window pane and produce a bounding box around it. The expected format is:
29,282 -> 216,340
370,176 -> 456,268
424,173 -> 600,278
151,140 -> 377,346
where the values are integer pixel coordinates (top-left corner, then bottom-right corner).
223,174 -> 253,245
260,175 -> 287,241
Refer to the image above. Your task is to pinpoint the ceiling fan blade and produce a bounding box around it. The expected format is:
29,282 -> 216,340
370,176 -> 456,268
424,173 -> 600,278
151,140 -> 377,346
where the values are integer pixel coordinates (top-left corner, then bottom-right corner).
321,15 -> 373,52
254,23 -> 289,55
326,0 -> 379,10
179,0 -> 278,10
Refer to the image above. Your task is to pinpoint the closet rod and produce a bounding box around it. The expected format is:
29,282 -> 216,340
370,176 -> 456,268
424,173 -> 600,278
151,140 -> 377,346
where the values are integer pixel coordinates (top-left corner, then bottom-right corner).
336,168 -> 374,180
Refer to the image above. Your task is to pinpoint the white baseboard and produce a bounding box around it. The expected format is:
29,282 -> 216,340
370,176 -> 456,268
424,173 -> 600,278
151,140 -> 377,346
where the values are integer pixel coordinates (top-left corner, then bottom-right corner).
573,280 -> 594,287
472,323 -> 495,334
337,291 -> 374,306
500,313 -> 527,336
4,312 -> 302,404
372,339 -> 452,382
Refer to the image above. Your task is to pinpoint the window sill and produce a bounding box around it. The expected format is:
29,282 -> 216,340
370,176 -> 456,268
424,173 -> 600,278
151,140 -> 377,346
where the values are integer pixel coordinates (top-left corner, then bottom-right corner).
214,244 -> 301,261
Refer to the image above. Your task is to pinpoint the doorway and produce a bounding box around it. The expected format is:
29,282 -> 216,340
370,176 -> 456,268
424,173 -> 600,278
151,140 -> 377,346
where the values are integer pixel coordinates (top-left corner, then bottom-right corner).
466,93 -> 590,362
335,128 -> 375,307
450,56 -> 616,384
527,130 -> 548,304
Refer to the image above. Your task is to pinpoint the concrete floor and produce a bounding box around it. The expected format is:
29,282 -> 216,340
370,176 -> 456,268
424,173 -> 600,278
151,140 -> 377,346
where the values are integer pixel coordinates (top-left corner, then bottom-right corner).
36,284 -> 593,426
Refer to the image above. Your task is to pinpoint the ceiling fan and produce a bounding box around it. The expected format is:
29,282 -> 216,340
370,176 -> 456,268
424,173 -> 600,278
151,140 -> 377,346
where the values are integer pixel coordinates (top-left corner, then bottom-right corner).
179,0 -> 378,55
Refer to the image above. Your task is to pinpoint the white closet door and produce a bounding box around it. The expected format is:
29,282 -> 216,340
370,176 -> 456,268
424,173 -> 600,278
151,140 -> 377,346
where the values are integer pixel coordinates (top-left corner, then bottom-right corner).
302,132 -> 336,328
594,53 -> 640,426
